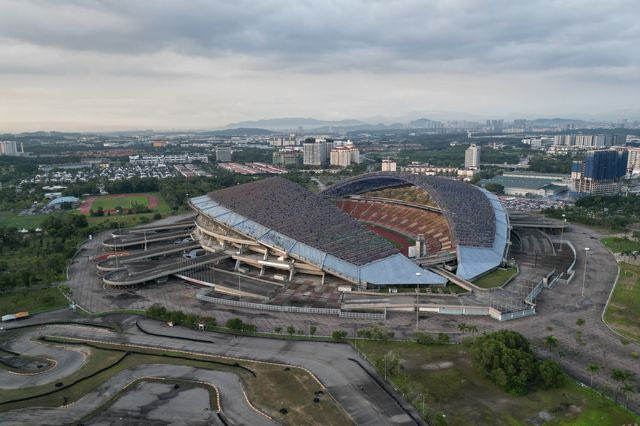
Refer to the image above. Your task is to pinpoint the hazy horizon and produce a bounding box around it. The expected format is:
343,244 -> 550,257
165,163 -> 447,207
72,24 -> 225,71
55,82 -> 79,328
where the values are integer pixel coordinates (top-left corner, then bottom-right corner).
1,0 -> 639,132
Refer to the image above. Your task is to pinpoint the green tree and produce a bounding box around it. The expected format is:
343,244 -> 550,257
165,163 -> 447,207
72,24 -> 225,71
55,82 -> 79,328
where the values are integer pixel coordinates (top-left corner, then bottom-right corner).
484,183 -> 505,195
586,363 -> 600,388
287,325 -> 295,335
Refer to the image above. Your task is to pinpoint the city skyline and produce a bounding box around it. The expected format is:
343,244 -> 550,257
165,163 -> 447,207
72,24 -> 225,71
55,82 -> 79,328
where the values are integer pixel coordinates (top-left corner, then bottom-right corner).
1,0 -> 639,132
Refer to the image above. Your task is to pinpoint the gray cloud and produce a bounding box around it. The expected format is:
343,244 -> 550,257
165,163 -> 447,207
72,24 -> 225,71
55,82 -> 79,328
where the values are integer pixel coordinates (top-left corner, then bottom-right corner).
0,0 -> 638,131
1,0 -> 638,72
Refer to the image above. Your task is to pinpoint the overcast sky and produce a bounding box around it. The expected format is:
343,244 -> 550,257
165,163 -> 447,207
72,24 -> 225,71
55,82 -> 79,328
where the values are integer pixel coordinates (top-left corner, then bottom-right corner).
1,0 -> 639,132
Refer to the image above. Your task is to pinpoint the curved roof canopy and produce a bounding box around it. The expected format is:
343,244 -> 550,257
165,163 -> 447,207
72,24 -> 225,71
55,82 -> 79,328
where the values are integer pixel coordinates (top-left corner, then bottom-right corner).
192,176 -> 445,285
322,172 -> 510,280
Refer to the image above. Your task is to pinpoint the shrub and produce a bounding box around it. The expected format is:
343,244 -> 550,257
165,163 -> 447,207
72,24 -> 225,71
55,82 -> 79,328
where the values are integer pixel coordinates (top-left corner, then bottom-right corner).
309,325 -> 317,336
153,213 -> 162,220
576,318 -> 585,326
415,332 -> 435,345
332,330 -> 348,341
357,325 -> 394,341
145,304 -> 216,330
274,326 -> 282,334
287,326 -> 295,335
225,318 -> 244,331
437,332 -> 450,344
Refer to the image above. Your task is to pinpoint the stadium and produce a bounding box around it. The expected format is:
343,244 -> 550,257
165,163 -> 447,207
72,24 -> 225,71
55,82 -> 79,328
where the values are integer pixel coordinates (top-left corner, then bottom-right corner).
188,172 -> 510,290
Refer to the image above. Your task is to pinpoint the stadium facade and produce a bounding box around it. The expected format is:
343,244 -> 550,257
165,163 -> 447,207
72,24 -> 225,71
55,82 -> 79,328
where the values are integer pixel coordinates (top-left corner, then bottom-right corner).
189,172 -> 509,288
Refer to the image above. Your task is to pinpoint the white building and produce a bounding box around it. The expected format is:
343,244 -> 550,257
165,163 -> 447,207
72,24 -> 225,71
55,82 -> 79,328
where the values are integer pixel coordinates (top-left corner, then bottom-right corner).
627,147 -> 640,175
270,135 -> 297,147
129,154 -> 209,165
0,140 -> 23,156
465,144 -> 481,169
329,142 -> 360,168
381,159 -> 396,172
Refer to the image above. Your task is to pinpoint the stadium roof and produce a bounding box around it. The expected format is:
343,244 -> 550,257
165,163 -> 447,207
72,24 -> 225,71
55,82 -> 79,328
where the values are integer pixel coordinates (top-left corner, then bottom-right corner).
322,172 -> 510,281
47,196 -> 79,206
207,177 -> 399,265
191,177 -> 445,285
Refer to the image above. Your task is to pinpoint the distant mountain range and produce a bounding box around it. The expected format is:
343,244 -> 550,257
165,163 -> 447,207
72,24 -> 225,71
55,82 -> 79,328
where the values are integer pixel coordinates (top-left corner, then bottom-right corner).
223,117 -> 367,131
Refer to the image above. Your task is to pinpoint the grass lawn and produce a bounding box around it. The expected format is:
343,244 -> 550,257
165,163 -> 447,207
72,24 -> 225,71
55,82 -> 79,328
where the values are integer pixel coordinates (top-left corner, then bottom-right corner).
90,194 -> 149,211
604,262 -> 640,343
0,335 -> 352,426
86,192 -> 172,227
0,212 -> 50,229
356,340 -> 639,426
601,237 -> 640,253
472,267 -> 518,289
0,288 -> 68,316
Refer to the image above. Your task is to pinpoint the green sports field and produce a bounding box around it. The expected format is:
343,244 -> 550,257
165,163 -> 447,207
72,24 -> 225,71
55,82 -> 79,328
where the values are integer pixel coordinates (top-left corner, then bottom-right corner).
90,195 -> 150,211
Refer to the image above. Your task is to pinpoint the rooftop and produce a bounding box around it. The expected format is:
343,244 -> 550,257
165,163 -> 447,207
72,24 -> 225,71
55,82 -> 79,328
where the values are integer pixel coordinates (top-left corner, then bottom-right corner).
206,177 -> 399,265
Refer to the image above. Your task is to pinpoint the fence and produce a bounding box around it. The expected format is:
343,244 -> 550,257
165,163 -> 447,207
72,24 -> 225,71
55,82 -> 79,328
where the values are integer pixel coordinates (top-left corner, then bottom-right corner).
197,292 -> 342,315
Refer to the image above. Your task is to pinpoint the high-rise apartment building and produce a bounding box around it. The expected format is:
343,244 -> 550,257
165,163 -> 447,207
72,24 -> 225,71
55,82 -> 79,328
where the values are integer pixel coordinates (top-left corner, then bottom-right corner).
303,139 -> 332,166
0,141 -> 21,156
465,144 -> 481,169
571,150 -> 628,194
215,147 -> 232,162
272,149 -> 303,167
381,159 -> 397,172
553,133 -> 626,148
329,142 -> 359,168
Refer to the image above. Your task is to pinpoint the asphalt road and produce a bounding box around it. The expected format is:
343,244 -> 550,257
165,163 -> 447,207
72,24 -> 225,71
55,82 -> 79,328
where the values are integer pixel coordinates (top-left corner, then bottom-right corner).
0,364 -> 274,426
64,216 -> 640,413
0,319 -> 421,425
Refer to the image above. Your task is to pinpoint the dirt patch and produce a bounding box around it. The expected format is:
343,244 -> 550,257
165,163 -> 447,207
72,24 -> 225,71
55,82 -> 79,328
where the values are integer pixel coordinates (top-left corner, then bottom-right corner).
421,361 -> 454,370
79,197 -> 96,215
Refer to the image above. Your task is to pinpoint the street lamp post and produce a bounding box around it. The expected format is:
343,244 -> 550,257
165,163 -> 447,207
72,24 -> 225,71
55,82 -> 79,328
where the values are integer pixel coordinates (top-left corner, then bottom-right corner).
415,272 -> 421,330
559,214 -> 566,252
582,247 -> 590,298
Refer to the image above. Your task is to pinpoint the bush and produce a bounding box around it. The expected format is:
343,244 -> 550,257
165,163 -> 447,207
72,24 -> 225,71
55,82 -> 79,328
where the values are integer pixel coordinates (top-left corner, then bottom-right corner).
332,330 -> 348,341
357,325 -> 394,341
145,304 -> 216,330
225,317 -> 256,333
309,325 -> 317,336
415,332 -> 435,345
274,326 -> 282,334
153,212 -> 162,220
287,325 -> 295,335
437,332 -> 450,344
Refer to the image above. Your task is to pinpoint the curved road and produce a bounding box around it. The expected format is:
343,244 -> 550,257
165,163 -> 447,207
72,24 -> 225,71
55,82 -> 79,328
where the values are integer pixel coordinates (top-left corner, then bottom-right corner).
0,364 -> 275,426
0,320 -> 421,425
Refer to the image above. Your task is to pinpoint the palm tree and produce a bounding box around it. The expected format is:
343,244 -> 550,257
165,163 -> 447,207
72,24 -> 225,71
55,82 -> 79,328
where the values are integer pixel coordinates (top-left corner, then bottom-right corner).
621,383 -> 635,408
468,325 -> 478,335
586,363 -> 600,388
457,322 -> 467,334
611,368 -> 629,403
